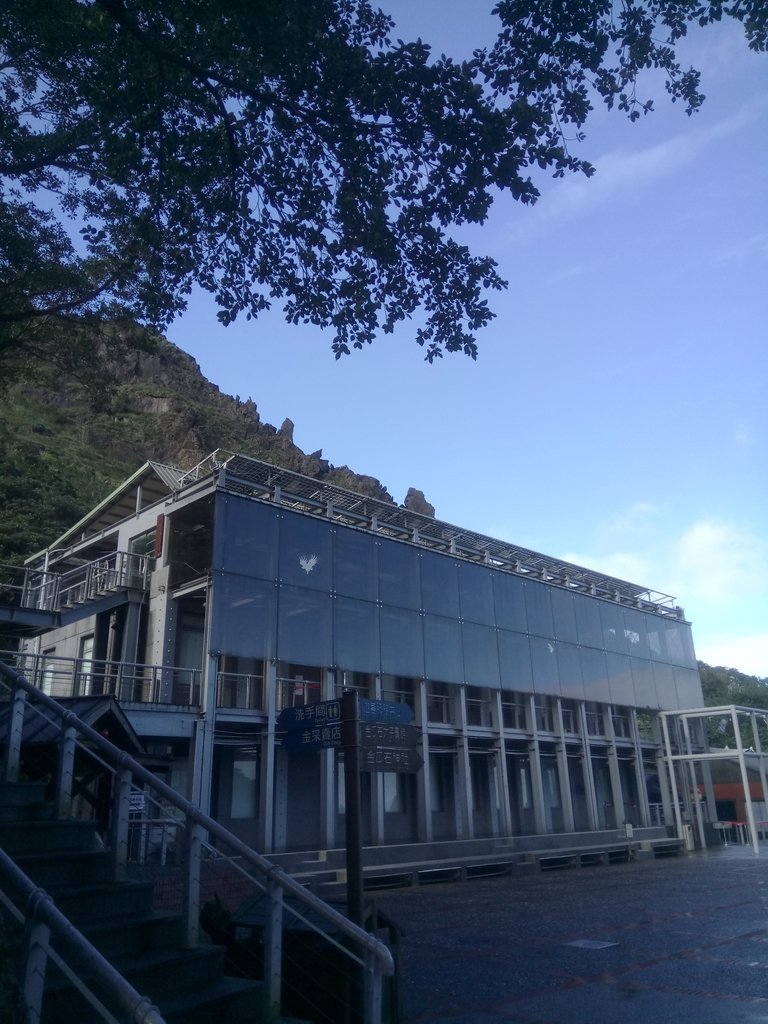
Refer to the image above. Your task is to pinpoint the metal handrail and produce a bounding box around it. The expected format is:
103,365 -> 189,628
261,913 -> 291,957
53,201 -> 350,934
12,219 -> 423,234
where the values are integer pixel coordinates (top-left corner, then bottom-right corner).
0,850 -> 167,1024
0,660 -> 394,1023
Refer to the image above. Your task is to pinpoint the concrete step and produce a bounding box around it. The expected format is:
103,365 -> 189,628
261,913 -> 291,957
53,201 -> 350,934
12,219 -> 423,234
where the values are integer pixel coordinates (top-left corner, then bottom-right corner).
46,878 -> 156,925
14,848 -> 115,888
0,818 -> 97,855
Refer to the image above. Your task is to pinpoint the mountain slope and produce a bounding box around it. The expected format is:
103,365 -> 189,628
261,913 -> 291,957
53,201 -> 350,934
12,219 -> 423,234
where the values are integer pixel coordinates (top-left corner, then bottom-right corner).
0,330 -> 395,564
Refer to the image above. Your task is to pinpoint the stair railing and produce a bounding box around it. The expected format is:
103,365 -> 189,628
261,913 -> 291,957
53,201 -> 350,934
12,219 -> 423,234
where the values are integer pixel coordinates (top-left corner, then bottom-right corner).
0,660 -> 395,1023
0,848 -> 167,1024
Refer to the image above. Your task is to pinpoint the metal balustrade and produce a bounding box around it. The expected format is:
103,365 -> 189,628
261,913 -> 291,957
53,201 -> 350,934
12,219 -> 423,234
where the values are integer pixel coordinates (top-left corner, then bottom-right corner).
1,650 -> 201,706
0,660 -> 395,1023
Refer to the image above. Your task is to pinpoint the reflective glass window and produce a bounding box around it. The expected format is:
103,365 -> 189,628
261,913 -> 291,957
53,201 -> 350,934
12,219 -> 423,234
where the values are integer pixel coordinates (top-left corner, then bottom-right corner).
334,597 -> 379,673
551,590 -> 578,644
380,606 -> 424,678
212,573 -> 276,659
673,666 -> 704,707
378,541 -> 420,610
574,595 -> 603,649
424,615 -> 463,683
277,585 -> 332,666
278,511 -> 332,591
580,647 -> 611,703
334,527 -> 377,601
646,614 -> 668,661
462,622 -> 500,688
599,603 -> 627,654
525,583 -> 554,639
555,642 -> 584,699
623,609 -> 649,659
630,657 -> 658,708
216,495 -> 278,580
459,563 -> 495,625
664,619 -> 697,667
530,636 -> 559,695
605,652 -> 634,705
492,574 -> 528,633
652,661 -> 675,709
421,552 -> 460,618
498,631 -> 533,692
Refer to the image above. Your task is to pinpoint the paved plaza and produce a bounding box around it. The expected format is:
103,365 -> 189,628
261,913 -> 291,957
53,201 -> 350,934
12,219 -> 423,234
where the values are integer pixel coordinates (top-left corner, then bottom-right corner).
376,845 -> 768,1024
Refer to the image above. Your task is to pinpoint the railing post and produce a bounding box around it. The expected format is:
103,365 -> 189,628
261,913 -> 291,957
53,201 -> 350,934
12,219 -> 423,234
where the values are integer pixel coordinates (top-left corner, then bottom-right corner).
363,946 -> 383,1024
182,823 -> 204,948
111,766 -> 132,882
56,725 -> 77,819
22,893 -> 54,1024
262,876 -> 283,1024
3,683 -> 27,782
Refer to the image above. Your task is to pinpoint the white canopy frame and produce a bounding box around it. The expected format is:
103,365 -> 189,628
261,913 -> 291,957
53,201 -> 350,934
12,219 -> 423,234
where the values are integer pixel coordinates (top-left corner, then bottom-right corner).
660,705 -> 768,857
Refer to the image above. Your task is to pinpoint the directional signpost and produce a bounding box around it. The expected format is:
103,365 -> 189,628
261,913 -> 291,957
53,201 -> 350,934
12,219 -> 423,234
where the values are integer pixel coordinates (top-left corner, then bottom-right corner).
277,699 -> 342,751
279,687 -> 423,991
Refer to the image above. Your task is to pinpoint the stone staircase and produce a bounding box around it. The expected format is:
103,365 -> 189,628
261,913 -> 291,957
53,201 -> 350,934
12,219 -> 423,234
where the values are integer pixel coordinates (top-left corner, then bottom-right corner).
0,780 -> 267,1024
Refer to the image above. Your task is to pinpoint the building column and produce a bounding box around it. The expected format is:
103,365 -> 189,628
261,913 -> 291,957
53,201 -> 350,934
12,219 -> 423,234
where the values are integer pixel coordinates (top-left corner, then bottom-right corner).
415,680 -> 432,842
492,691 -> 513,836
629,709 -> 651,827
527,695 -> 547,834
456,686 -> 474,839
554,700 -> 575,833
319,669 -> 336,850
577,703 -> 599,831
258,661 -> 278,853
370,673 -> 385,846
189,593 -> 216,818
603,706 -> 625,829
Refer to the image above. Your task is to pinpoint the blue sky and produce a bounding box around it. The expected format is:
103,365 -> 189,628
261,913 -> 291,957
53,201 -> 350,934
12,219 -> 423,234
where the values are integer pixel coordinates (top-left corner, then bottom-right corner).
168,4 -> 768,677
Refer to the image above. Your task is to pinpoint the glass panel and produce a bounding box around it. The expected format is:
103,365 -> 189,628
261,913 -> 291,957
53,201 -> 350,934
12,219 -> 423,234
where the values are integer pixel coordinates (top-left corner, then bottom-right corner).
664,619 -> 697,667
550,589 -> 577,643
630,657 -> 658,708
231,759 -> 258,818
674,666 -> 704,708
216,495 -> 278,579
380,605 -> 424,678
652,661 -> 676,709
492,574 -> 527,633
525,582 -> 554,639
462,622 -> 500,688
459,563 -> 495,625
212,573 -> 275,659
600,602 -> 627,654
574,595 -> 603,649
605,652 -> 634,705
277,585 -> 332,665
580,647 -> 611,702
623,609 -> 650,659
278,510 -> 332,591
420,552 -> 460,617
334,597 -> 379,673
423,615 -> 463,684
498,631 -> 533,692
334,527 -> 377,601
555,642 -> 584,699
646,614 -> 668,661
530,636 -> 559,695
378,540 -> 420,610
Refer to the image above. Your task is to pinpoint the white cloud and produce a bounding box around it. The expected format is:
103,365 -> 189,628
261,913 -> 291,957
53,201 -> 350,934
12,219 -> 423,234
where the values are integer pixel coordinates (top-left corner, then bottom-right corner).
694,634 -> 768,678
674,519 -> 767,604
560,510 -> 768,677
504,96 -> 768,243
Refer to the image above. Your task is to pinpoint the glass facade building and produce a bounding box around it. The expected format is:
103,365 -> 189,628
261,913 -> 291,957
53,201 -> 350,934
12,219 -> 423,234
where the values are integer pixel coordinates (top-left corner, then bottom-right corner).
14,450 -> 704,859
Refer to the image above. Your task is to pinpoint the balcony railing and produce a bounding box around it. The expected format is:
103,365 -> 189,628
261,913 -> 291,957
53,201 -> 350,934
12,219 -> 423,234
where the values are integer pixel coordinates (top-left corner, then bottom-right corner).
1,650 -> 201,707
0,551 -> 151,614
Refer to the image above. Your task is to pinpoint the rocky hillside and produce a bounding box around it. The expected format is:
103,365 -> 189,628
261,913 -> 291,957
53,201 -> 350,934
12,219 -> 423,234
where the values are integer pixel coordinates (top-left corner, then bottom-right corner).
0,329 -> 426,564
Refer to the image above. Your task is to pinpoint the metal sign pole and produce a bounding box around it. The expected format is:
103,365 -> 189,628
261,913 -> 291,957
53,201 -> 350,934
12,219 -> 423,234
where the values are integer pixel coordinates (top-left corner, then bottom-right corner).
341,688 -> 364,928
